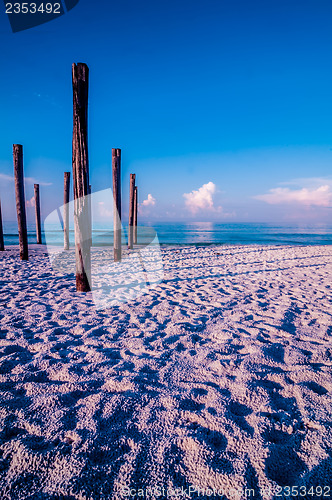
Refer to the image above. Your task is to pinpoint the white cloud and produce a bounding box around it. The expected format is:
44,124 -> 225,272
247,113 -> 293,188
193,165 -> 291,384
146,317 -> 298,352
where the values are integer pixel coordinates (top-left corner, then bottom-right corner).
0,173 -> 52,186
0,174 -> 14,182
98,201 -> 112,218
141,194 -> 156,207
26,196 -> 35,208
27,178 -> 53,187
278,176 -> 332,188
183,181 -> 219,214
254,185 -> 332,206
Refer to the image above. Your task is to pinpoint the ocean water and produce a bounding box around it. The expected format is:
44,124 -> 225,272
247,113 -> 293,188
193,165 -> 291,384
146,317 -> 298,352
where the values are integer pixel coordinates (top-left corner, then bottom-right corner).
2,221 -> 332,246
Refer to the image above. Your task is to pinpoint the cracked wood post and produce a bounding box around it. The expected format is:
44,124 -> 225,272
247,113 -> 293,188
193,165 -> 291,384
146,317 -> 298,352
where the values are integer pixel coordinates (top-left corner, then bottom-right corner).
64,172 -> 70,250
133,186 -> 138,244
128,173 -> 136,249
112,148 -> 121,261
0,199 -> 4,251
34,184 -> 42,244
13,144 -> 28,260
72,62 -> 91,292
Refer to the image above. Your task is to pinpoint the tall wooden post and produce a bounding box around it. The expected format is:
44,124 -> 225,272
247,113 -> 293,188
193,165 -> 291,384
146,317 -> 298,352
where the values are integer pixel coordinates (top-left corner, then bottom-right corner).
0,200 -> 4,251
72,62 -> 91,292
133,186 -> 138,244
13,144 -> 28,260
112,148 -> 121,261
34,184 -> 42,244
128,173 -> 136,249
64,172 -> 70,250
88,184 -> 92,247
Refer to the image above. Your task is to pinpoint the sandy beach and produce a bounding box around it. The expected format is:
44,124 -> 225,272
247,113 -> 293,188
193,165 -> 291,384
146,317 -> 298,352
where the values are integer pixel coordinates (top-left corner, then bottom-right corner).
0,244 -> 331,499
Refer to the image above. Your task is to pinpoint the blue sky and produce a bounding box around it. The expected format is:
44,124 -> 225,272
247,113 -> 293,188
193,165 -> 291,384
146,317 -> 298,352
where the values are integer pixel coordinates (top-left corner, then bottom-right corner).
1,0 -> 332,224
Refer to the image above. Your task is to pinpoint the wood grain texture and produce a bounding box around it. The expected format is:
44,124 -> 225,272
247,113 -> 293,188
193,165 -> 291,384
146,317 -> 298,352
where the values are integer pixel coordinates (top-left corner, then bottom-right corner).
0,199 -> 4,251
34,184 -> 42,244
88,184 -> 92,248
112,148 -> 122,261
128,173 -> 136,249
64,172 -> 70,250
72,63 -> 91,291
133,186 -> 138,244
13,144 -> 28,260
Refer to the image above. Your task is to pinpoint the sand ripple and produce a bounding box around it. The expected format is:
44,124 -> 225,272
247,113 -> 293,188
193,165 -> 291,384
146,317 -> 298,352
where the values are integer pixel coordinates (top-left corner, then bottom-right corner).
0,244 -> 332,499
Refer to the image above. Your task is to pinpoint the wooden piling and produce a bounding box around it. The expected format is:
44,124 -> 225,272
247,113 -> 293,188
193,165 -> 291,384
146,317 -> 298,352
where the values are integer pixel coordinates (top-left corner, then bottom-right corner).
13,144 -> 28,260
133,186 -> 138,244
88,184 -> 92,247
72,62 -> 91,292
0,199 -> 4,251
64,172 -> 70,250
112,148 -> 121,261
128,173 -> 136,249
34,184 -> 42,244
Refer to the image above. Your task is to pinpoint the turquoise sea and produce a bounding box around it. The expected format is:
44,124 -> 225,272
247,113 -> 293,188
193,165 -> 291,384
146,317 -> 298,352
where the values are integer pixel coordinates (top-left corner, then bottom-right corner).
2,221 -> 332,246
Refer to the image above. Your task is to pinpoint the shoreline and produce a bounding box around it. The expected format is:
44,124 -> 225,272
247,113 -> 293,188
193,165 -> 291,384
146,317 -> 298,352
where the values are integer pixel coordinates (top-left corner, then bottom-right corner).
3,221 -> 332,248
2,241 -> 332,249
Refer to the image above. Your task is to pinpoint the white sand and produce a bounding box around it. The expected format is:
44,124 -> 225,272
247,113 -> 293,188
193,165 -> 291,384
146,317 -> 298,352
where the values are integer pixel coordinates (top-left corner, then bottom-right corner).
0,244 -> 331,499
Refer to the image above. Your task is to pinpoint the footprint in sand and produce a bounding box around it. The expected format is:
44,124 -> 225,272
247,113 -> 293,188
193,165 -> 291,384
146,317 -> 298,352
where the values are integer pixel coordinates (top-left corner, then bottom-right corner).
302,381 -> 328,396
265,444 -> 307,486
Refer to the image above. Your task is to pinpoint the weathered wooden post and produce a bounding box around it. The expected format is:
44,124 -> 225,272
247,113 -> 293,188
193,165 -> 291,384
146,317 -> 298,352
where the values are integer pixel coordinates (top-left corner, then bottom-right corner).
0,200 -> 4,251
64,172 -> 70,250
13,144 -> 28,260
34,184 -> 42,244
128,173 -> 136,249
112,148 -> 121,261
133,186 -> 138,244
72,62 -> 91,292
88,184 -> 92,247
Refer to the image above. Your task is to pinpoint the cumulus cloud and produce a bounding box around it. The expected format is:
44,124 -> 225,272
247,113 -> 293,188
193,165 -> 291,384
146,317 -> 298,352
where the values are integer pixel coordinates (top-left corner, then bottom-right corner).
254,185 -> 332,206
183,182 -> 220,214
141,194 -> 156,207
26,196 -> 35,208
